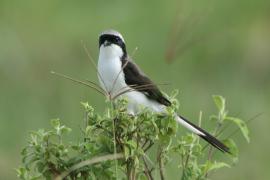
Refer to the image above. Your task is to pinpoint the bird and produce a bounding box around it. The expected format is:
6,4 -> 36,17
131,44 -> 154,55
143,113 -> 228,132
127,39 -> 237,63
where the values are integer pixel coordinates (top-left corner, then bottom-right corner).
97,29 -> 230,153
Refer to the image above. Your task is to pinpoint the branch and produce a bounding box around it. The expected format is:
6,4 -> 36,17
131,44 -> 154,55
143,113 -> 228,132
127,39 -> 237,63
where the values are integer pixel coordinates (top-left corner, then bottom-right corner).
142,156 -> 154,180
81,41 -> 109,93
157,147 -> 165,180
51,71 -> 106,96
55,153 -> 124,180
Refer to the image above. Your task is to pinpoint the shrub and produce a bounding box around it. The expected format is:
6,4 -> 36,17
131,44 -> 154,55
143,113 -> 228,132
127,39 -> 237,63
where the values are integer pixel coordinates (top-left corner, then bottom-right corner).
17,94 -> 249,180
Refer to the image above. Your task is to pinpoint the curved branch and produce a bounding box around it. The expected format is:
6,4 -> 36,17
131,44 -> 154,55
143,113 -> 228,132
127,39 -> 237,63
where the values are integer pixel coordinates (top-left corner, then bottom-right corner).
55,153 -> 124,180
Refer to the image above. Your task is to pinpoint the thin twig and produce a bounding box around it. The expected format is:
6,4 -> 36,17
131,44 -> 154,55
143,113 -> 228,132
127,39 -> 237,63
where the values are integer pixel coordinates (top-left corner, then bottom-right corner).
142,156 -> 154,180
144,141 -> 154,152
201,112 -> 263,152
110,60 -> 129,94
196,111 -> 203,144
181,154 -> 185,179
113,86 -> 155,98
55,153 -> 124,180
205,111 -> 224,178
130,47 -> 138,58
51,71 -> 106,96
117,83 -> 168,95
81,41 -> 108,93
84,79 -> 106,93
206,115 -> 222,177
142,139 -> 149,149
214,112 -> 242,137
111,105 -> 119,180
112,83 -> 170,100
157,147 -> 165,180
114,82 -> 170,100
220,112 -> 263,138
198,111 -> 202,127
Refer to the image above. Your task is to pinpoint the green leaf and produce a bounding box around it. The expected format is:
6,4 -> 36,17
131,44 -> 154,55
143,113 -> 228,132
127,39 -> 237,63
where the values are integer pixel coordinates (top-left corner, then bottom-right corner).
80,101 -> 89,109
50,119 -> 60,129
223,139 -> 239,163
125,140 -> 137,149
202,161 -> 230,176
213,95 -> 225,113
85,126 -> 93,136
60,126 -> 72,135
124,146 -> 129,159
225,117 -> 250,143
170,89 -> 179,98
208,161 -> 230,171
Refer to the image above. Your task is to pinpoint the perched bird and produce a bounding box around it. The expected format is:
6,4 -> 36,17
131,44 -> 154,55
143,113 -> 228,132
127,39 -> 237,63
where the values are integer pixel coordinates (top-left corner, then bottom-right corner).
97,29 -> 229,153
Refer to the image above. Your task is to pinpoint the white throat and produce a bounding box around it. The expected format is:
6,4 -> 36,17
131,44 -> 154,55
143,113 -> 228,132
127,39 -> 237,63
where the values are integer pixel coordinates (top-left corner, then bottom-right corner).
97,44 -> 126,96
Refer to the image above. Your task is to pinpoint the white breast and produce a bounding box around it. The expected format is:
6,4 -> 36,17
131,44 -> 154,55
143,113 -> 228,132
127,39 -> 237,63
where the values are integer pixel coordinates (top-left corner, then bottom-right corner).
98,45 -> 166,115
98,44 -> 127,97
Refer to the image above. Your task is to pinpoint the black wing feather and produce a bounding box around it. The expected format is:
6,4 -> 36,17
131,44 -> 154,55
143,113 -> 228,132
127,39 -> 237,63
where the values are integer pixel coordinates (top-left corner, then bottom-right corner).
121,57 -> 171,106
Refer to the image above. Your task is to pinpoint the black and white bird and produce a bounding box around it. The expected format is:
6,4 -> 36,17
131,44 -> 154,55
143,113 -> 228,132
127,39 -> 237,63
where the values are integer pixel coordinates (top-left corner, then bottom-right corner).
97,29 -> 229,153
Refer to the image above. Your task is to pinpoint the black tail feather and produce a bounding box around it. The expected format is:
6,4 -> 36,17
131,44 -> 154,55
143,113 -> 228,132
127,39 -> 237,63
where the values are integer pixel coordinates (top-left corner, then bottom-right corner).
178,115 -> 230,153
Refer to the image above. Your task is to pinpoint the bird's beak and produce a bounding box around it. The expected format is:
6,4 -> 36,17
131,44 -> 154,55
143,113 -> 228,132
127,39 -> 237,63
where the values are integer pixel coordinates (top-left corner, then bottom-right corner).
104,40 -> 111,47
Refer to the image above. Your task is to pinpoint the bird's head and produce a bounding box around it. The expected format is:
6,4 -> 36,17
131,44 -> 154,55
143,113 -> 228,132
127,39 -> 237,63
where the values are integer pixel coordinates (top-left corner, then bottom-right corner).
99,29 -> 127,59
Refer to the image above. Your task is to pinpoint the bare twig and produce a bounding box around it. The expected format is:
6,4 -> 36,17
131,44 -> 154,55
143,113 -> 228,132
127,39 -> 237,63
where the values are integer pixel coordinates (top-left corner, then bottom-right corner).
51,71 -> 106,96
115,82 -> 169,98
130,47 -> 138,58
157,146 -> 165,180
81,41 -> 108,93
165,7 -> 205,63
144,141 -> 154,152
55,153 -> 124,180
111,106 -> 119,180
142,156 -> 154,180
84,79 -> 106,93
198,111 -> 202,127
110,60 -> 129,94
201,112 -> 262,152
112,83 -> 170,100
220,112 -> 263,139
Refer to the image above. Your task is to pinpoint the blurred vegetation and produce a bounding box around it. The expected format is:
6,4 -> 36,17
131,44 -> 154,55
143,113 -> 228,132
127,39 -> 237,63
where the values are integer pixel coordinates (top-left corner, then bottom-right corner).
0,0 -> 270,179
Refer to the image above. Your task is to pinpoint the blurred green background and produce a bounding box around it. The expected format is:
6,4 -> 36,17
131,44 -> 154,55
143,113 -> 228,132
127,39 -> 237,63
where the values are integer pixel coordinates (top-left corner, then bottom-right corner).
1,0 -> 270,179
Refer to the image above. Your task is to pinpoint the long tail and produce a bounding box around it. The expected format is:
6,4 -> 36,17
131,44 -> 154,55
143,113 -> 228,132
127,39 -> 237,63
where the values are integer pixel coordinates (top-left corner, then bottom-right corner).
176,115 -> 230,153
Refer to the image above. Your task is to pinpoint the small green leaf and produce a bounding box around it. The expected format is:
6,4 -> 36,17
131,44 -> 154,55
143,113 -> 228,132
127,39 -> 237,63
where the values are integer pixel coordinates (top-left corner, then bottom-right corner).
126,140 -> 137,149
124,146 -> 129,159
213,95 -> 225,113
50,119 -> 60,129
170,89 -> 179,98
60,126 -> 72,135
208,161 -> 230,171
225,117 -> 250,143
80,102 -> 89,109
223,138 -> 239,163
85,126 -> 93,136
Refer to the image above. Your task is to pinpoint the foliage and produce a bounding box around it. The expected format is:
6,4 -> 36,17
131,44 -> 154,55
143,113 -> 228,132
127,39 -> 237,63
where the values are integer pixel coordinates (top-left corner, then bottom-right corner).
17,94 -> 249,180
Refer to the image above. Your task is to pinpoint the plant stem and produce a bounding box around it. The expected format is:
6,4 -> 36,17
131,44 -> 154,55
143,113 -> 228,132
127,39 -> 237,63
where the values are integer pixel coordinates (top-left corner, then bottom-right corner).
126,159 -> 136,180
55,153 -> 124,180
142,156 -> 154,180
111,101 -> 118,179
157,146 -> 165,180
206,111 -> 224,178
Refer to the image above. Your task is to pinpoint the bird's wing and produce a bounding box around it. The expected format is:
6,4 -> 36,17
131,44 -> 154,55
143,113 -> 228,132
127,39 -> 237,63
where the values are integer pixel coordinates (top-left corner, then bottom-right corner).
121,57 -> 171,106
